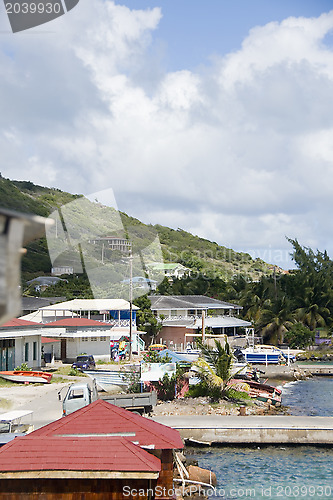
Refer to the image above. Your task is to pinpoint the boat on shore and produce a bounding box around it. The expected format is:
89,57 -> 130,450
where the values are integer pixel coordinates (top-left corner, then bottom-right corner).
83,369 -> 129,392
234,346 -> 283,364
0,371 -> 52,384
230,378 -> 282,405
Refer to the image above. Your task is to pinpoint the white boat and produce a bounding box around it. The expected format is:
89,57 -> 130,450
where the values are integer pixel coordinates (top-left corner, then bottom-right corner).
83,370 -> 129,392
236,346 -> 283,364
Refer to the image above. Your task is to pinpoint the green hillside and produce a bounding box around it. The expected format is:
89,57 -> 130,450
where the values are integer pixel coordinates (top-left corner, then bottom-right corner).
0,176 -> 275,283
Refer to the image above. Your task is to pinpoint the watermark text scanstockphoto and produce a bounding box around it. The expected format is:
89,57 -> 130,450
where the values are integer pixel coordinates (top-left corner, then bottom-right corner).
123,484 -> 332,498
3,0 -> 80,33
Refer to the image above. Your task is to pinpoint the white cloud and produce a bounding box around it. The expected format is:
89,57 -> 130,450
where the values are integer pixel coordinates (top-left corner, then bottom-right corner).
1,2 -> 333,267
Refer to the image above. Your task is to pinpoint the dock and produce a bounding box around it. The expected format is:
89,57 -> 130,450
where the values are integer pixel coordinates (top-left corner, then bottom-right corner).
300,364 -> 333,376
153,415 -> 333,445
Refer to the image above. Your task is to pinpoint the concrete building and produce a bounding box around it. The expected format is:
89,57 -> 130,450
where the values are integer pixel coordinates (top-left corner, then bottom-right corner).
149,295 -> 252,348
0,319 -> 42,370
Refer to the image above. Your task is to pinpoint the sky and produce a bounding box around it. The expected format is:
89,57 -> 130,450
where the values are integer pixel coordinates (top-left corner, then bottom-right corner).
1,0 -> 333,269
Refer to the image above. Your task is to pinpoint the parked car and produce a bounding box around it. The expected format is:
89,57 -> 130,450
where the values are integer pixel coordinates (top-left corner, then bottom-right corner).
71,355 -> 96,371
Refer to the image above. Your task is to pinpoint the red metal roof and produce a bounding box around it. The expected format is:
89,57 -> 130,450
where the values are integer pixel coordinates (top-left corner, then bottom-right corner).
1,318 -> 40,327
41,337 -> 61,344
43,318 -> 111,327
31,399 -> 183,450
0,436 -> 161,472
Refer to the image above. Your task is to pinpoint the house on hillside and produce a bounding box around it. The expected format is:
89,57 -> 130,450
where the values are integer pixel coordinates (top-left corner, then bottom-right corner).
148,262 -> 191,279
0,400 -> 184,500
149,295 -> 252,348
26,276 -> 66,293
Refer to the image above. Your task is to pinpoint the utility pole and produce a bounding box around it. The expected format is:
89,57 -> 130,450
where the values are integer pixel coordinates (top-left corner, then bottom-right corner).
201,310 -> 205,343
129,247 -> 133,361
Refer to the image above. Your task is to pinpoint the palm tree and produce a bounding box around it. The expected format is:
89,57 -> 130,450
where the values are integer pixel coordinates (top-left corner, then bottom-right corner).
294,289 -> 330,330
258,296 -> 294,344
195,338 -> 234,399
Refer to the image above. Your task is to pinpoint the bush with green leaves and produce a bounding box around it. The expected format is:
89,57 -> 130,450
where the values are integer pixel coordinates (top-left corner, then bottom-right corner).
285,322 -> 315,348
194,338 -> 235,401
14,363 -> 31,371
121,366 -> 142,394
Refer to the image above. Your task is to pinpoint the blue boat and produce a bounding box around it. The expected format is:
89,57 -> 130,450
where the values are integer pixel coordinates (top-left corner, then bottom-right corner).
241,346 -> 282,364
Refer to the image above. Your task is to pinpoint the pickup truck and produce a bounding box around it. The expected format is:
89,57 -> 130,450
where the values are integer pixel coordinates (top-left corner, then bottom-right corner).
59,380 -> 157,416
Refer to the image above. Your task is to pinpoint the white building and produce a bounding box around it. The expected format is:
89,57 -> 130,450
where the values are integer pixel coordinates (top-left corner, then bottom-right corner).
0,319 -> 42,370
20,299 -> 146,361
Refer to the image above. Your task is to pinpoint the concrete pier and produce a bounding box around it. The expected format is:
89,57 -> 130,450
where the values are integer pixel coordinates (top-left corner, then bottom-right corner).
301,365 -> 333,376
153,416 -> 333,445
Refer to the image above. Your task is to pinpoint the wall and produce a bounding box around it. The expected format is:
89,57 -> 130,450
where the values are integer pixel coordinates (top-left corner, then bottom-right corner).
14,335 -> 41,369
0,478 -> 160,500
156,326 -> 196,347
65,336 -> 110,362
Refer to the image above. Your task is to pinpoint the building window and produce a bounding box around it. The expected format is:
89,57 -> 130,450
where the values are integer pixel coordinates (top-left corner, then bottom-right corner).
91,337 -> 97,342
100,337 -> 107,341
24,343 -> 29,362
33,342 -> 37,361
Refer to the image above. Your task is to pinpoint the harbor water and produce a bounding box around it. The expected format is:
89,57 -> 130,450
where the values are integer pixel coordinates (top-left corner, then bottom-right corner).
187,376 -> 333,499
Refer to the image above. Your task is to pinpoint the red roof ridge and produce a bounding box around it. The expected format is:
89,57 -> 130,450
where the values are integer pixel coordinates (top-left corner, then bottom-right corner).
0,436 -> 161,473
30,399 -> 183,450
43,318 -> 111,327
1,318 -> 40,327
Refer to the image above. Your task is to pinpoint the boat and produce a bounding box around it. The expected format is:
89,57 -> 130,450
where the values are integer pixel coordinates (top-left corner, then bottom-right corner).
0,371 -> 52,384
230,378 -> 282,405
83,369 -> 129,392
234,346 -> 283,365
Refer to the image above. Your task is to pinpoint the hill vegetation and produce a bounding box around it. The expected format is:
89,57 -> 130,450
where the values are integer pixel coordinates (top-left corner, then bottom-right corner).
0,175 -> 275,282
4,176 -> 332,348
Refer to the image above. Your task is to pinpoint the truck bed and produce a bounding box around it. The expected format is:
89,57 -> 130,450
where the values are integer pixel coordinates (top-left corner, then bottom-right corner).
99,391 -> 157,413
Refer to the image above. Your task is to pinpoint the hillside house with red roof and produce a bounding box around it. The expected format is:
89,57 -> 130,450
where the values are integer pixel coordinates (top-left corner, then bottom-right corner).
0,400 -> 183,499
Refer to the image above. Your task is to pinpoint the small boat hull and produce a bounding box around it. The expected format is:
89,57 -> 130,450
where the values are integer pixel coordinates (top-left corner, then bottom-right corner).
230,379 -> 282,406
0,371 -> 52,384
83,370 -> 128,392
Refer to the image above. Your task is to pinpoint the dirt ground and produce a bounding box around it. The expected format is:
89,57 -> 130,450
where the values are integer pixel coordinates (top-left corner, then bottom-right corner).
151,396 -> 285,417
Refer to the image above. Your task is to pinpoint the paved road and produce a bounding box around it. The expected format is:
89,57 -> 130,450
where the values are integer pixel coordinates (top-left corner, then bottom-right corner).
0,381 -> 72,430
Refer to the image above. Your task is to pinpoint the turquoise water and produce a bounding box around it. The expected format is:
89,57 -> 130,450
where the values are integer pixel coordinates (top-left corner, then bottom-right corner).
186,377 -> 333,499
282,377 -> 333,416
187,446 -> 333,499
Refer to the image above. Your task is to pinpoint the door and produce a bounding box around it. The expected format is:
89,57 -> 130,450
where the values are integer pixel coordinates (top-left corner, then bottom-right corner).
61,339 -> 67,361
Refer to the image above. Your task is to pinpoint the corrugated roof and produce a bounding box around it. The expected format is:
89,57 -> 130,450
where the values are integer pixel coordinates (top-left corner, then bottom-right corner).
41,337 -> 61,344
0,318 -> 40,328
162,316 -> 252,328
22,296 -> 66,311
38,299 -> 139,311
31,400 -> 183,450
43,318 -> 111,328
149,295 -> 241,310
0,436 -> 161,473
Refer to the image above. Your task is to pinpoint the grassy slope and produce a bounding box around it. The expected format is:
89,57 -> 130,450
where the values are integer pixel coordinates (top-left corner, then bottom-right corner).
0,176 -> 273,282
